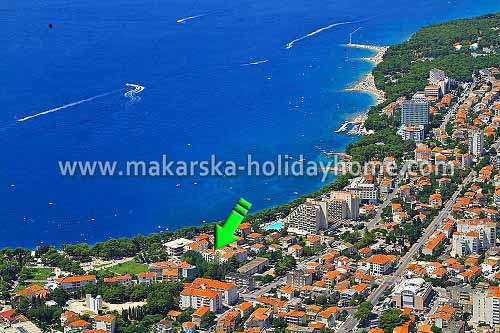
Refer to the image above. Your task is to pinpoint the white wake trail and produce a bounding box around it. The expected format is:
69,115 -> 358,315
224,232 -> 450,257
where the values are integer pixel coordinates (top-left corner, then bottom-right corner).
17,89 -> 124,123
17,83 -> 145,123
176,14 -> 207,24
241,60 -> 269,66
124,83 -> 146,103
285,21 -> 353,49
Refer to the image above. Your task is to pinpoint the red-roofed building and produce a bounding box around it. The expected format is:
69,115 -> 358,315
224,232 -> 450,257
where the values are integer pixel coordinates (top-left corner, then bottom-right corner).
103,274 -> 133,286
55,275 -> 97,290
366,255 -> 397,276
137,272 -> 156,284
189,278 -> 238,305
94,314 -> 116,333
180,288 -> 223,312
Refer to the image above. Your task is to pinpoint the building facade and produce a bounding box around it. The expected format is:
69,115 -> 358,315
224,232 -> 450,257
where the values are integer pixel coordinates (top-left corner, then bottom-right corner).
402,95 -> 430,126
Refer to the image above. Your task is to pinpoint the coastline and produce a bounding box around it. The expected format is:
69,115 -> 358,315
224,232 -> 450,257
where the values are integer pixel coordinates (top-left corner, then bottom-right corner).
344,43 -> 389,106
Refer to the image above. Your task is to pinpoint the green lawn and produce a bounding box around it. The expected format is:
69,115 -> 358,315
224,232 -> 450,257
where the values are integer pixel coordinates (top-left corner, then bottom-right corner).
30,268 -> 54,280
19,267 -> 54,282
15,268 -> 54,291
108,260 -> 148,275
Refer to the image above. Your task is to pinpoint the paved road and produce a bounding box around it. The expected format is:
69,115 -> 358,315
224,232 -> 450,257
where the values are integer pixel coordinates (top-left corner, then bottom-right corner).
241,250 -> 328,301
440,82 -> 474,130
337,171 -> 474,333
367,186 -> 399,231
241,276 -> 286,301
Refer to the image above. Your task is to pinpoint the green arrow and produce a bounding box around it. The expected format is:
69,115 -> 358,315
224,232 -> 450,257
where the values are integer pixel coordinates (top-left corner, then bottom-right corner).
215,198 -> 252,250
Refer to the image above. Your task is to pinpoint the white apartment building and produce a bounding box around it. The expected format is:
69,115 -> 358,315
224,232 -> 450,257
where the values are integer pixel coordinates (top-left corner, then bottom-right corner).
471,287 -> 500,326
468,130 -> 485,157
285,191 -> 360,233
190,277 -> 239,306
285,199 -> 328,235
451,231 -> 480,257
180,288 -> 223,312
425,84 -> 441,98
429,68 -> 446,84
402,94 -> 430,126
55,275 -> 97,291
325,191 -> 360,222
451,219 -> 496,257
346,177 -> 378,203
400,125 -> 425,143
163,238 -> 194,256
94,314 -> 116,333
366,254 -> 396,276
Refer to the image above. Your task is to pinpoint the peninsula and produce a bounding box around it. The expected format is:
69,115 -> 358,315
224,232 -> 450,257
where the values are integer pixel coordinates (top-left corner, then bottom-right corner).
345,43 -> 389,105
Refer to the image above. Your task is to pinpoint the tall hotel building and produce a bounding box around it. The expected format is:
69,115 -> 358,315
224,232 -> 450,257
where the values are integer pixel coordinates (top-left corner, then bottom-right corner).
401,94 -> 430,126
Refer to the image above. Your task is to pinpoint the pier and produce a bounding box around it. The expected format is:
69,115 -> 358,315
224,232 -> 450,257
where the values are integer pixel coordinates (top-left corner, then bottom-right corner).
335,121 -> 350,133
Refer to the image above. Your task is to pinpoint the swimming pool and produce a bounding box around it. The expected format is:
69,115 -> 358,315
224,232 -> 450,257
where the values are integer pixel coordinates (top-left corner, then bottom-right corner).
263,221 -> 284,231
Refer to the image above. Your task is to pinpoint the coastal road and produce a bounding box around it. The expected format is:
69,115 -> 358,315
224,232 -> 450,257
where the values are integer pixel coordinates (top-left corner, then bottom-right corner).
336,171 -> 474,333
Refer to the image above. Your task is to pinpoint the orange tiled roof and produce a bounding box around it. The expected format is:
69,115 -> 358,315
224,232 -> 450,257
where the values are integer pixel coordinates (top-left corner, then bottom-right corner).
95,315 -> 115,323
56,275 -> 96,284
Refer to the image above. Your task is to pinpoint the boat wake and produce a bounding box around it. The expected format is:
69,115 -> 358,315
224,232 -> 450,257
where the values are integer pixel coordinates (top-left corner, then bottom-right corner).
241,60 -> 269,66
124,83 -> 145,103
285,21 -> 353,49
176,14 -> 207,24
17,83 -> 144,123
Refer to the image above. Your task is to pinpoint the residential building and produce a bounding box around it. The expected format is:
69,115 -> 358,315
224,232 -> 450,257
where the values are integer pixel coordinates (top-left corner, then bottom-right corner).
287,269 -> 313,289
425,85 -> 442,98
225,272 -> 255,292
422,231 -> 446,256
156,320 -> 173,333
346,177 -> 378,203
180,288 -> 223,312
471,286 -> 500,326
137,272 -> 156,284
429,68 -> 446,84
3,321 -> 42,333
451,232 -> 480,257
325,191 -> 360,222
285,199 -> 328,235
402,95 -> 430,126
103,274 -> 133,286
451,219 -> 496,257
94,314 -> 116,333
245,308 -> 273,330
189,277 -> 238,306
392,278 -> 434,311
468,129 -> 485,157
163,238 -> 194,256
55,275 -> 97,291
366,254 -> 396,276
149,261 -> 178,279
400,125 -> 425,143
237,257 -> 269,275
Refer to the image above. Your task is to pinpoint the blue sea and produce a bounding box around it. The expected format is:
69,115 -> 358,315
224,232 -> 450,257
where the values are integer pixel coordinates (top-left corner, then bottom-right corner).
0,0 -> 499,248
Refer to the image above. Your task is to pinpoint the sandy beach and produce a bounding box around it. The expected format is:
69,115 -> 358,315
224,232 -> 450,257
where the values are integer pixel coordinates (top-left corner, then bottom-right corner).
344,43 -> 389,105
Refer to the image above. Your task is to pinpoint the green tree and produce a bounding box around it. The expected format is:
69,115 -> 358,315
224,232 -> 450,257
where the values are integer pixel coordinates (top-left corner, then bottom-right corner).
354,301 -> 374,323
